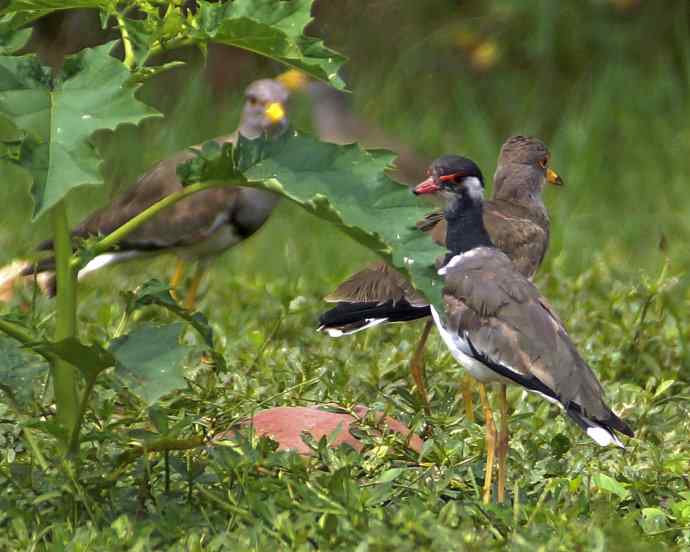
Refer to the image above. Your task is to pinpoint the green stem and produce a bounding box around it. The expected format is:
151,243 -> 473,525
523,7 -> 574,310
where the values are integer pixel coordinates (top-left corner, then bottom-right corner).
115,12 -> 136,70
0,318 -> 37,347
52,202 -> 80,453
68,377 -> 97,454
71,180 -> 231,271
145,36 -> 195,63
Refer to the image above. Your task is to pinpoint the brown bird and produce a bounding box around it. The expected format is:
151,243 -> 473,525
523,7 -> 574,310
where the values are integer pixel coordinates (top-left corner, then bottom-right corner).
278,69 -> 428,185
318,136 -> 563,412
414,155 -> 632,503
22,78 -> 289,308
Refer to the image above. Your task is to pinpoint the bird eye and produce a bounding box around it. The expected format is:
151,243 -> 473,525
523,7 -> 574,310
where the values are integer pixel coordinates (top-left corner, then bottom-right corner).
538,157 -> 548,169
247,96 -> 259,106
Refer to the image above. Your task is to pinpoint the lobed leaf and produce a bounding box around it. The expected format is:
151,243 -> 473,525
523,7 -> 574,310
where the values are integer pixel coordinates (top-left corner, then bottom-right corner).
180,131 -> 446,307
192,0 -> 346,88
110,323 -> 191,405
0,41 -> 161,220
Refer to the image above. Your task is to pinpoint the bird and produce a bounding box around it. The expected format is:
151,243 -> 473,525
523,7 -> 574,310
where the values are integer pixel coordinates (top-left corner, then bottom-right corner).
318,136 -> 563,413
277,69 -> 428,185
21,78 -> 290,309
413,154 -> 633,503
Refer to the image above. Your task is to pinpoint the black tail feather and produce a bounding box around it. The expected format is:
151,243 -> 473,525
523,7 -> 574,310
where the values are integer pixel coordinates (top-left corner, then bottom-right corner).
318,300 -> 431,332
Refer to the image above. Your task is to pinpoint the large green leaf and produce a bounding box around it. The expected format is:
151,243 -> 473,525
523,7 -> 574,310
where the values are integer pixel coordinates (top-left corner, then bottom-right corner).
110,323 -> 191,405
0,41 -> 160,220
180,132 -> 445,308
2,1 -> 113,34
193,0 -> 346,88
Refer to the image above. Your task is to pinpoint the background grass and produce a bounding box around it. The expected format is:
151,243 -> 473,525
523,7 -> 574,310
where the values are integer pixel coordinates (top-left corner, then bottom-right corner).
1,1 -> 690,549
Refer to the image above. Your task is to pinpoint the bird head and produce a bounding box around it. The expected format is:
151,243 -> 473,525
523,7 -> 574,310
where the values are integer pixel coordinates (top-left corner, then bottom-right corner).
240,79 -> 290,138
413,155 -> 485,203
497,135 -> 563,191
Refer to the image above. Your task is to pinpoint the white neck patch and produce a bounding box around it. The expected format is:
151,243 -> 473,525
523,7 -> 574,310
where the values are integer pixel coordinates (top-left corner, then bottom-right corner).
463,176 -> 484,202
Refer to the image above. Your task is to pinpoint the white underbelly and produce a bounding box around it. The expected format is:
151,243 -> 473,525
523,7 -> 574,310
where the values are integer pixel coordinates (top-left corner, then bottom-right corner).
430,306 -> 509,384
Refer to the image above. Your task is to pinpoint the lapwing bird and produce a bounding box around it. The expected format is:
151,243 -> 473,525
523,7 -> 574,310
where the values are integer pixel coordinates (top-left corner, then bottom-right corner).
22,78 -> 289,309
278,69 -> 428,184
414,155 -> 633,503
318,136 -> 563,412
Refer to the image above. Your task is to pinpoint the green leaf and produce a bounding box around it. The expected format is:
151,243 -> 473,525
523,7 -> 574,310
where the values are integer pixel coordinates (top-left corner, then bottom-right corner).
0,335 -> 48,408
653,379 -> 675,399
377,467 -> 404,484
110,323 -> 191,405
592,473 -> 630,500
193,0 -> 346,89
31,337 -> 115,381
0,14 -> 32,55
148,406 -> 169,435
180,131 -> 446,308
0,41 -> 161,220
125,279 -> 216,349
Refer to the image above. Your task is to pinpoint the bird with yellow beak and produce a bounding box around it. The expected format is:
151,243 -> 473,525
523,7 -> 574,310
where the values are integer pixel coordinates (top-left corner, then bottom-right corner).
22,78 -> 290,309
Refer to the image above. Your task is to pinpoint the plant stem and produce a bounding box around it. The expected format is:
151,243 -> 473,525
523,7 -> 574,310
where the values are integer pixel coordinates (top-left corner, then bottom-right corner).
71,180 -> 231,271
52,201 -> 80,453
68,377 -> 97,454
115,12 -> 136,69
0,318 -> 37,347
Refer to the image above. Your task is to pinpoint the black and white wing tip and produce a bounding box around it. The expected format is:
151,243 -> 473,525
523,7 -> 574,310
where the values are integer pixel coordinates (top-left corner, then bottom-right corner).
317,317 -> 389,337
317,300 -> 431,337
432,309 -> 633,449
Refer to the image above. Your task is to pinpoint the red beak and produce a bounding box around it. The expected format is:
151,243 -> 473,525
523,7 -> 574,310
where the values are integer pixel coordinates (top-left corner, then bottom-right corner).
413,176 -> 440,195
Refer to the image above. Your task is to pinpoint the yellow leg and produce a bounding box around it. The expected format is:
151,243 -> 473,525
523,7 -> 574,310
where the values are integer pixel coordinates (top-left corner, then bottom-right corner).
184,262 -> 207,310
497,384 -> 509,504
479,383 -> 496,504
462,373 -> 475,423
410,319 -> 433,414
170,259 -> 186,300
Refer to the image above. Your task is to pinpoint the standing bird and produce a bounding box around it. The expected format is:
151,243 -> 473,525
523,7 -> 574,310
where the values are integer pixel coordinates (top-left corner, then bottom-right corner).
22,78 -> 289,308
278,69 -> 428,185
414,155 -> 633,503
318,136 -> 563,413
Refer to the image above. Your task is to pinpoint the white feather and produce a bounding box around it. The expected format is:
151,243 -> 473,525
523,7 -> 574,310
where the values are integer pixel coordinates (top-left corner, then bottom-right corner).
77,251 -> 145,279
586,426 -> 624,448
429,306 -> 507,383
438,248 -> 484,276
318,317 -> 389,337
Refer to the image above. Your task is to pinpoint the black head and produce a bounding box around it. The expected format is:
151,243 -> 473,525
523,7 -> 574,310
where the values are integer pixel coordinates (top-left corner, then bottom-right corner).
413,155 -> 484,201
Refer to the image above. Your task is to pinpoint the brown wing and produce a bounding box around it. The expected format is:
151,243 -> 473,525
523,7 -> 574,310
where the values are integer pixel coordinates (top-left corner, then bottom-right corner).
415,210 -> 446,246
483,199 -> 549,279
324,261 -> 427,307
442,248 -> 613,422
72,134 -> 242,251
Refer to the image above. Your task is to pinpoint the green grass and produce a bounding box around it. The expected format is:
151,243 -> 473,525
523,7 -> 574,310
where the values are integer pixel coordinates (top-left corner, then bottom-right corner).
1,211 -> 689,549
2,2 -> 690,549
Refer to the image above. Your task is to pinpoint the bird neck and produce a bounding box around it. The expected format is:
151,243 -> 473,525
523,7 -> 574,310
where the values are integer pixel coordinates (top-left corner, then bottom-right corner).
444,193 -> 494,257
492,164 -> 547,214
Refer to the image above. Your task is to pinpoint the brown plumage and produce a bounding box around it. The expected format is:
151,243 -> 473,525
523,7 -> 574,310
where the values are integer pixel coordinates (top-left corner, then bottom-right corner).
439,246 -> 631,436
415,156 -> 630,503
22,78 -> 289,301
318,136 -> 562,334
